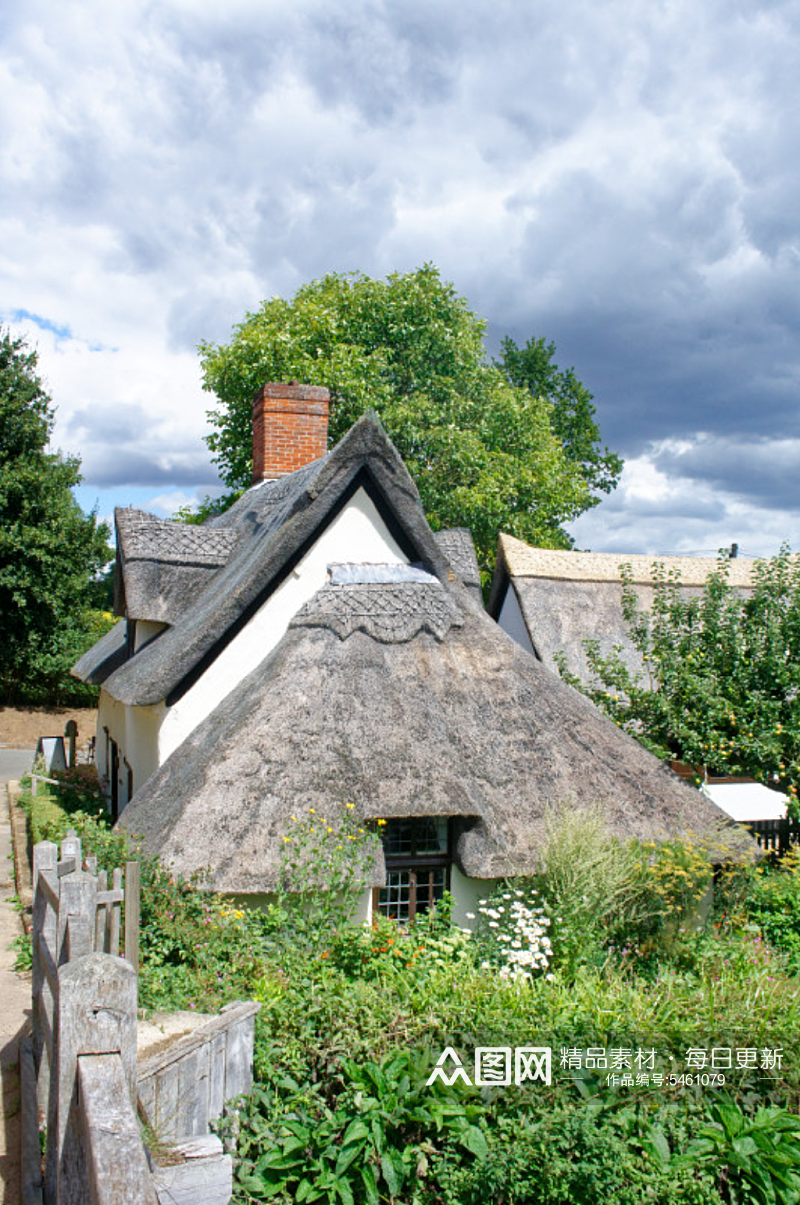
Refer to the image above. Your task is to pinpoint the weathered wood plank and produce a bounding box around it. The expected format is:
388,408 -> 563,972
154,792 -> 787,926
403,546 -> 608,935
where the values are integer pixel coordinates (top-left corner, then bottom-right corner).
150,1135 -> 232,1205
32,845 -> 58,1118
78,1054 -> 157,1205
124,861 -> 140,972
36,870 -> 59,916
109,868 -> 122,958
137,1003 -> 261,1080
67,914 -> 93,962
95,889 -> 125,906
19,1037 -> 44,1205
56,872 -> 96,968
95,871 -> 108,953
53,954 -> 138,1205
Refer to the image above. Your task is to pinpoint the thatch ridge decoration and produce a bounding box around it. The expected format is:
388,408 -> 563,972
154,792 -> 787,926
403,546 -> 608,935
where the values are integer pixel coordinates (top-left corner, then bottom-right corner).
497,533 -> 757,587
291,581 -> 464,644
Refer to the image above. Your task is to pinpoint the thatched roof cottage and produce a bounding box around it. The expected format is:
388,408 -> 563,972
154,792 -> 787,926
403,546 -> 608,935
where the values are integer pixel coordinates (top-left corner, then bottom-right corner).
488,534 -> 756,684
74,385 -> 750,924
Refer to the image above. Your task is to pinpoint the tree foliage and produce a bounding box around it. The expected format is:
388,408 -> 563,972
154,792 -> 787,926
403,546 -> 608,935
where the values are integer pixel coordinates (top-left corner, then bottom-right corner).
0,329 -> 112,704
199,266 -> 619,576
555,548 -> 800,811
497,335 -> 623,499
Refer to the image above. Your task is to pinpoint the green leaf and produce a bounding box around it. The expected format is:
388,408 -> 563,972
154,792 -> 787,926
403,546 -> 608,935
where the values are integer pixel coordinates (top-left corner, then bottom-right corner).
381,1151 -> 402,1196
458,1125 -> 489,1161
360,1165 -> 380,1205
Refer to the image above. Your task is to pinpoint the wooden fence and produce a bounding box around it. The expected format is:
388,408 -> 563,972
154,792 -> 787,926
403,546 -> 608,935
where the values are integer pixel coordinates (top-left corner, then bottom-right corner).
27,830 -> 150,1205
747,816 -> 800,858
23,828 -> 259,1205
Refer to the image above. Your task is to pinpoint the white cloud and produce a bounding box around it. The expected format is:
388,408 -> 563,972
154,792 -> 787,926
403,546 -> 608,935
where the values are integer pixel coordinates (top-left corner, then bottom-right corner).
1,0 -> 799,552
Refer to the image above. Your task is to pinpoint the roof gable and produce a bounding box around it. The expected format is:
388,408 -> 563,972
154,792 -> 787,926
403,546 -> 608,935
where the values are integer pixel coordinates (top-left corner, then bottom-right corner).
100,414 -> 464,707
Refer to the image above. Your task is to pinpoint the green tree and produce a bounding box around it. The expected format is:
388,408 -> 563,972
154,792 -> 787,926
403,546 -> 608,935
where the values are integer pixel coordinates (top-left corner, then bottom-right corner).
498,335 -> 623,499
555,548 -> 800,812
199,266 -> 615,577
0,329 -> 112,704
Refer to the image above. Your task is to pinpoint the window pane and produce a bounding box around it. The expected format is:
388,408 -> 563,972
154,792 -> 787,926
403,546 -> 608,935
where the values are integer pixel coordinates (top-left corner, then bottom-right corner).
413,867 -> 447,916
378,871 -> 411,922
382,817 -> 448,858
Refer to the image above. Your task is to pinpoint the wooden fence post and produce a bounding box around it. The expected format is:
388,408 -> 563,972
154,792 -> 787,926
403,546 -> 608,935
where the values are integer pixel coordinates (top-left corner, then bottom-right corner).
56,871 -> 96,968
54,954 -> 138,1205
124,861 -> 141,973
32,840 -> 58,1116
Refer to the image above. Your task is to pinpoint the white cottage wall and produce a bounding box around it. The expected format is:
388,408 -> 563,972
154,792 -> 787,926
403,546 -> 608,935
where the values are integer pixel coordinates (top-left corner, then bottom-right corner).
157,488 -> 409,764
497,583 -> 536,657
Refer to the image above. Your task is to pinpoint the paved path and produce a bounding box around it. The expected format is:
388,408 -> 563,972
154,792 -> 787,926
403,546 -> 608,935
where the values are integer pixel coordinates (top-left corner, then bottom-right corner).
0,752 -> 34,1205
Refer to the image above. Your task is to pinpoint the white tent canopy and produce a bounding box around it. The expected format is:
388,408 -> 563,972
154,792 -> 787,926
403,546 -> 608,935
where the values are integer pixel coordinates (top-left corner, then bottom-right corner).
700,781 -> 788,822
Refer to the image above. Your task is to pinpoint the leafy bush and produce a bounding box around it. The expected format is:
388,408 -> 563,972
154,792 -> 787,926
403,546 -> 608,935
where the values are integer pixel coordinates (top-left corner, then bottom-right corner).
743,850 -> 800,970
670,1100 -> 800,1205
229,1048 -> 489,1205
51,765 -> 107,817
432,1102 -> 723,1205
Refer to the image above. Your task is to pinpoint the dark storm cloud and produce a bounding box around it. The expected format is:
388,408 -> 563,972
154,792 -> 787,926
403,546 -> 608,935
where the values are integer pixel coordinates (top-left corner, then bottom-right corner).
4,0 -> 800,550
80,446 -> 221,489
652,437 -> 800,512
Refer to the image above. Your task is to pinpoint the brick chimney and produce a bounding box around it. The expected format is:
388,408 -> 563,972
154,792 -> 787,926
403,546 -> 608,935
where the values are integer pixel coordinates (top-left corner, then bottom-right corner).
251,382 -> 330,483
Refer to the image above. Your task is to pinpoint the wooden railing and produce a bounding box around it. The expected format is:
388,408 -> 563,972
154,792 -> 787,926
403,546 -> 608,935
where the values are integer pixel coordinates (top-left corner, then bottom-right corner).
747,816 -> 800,858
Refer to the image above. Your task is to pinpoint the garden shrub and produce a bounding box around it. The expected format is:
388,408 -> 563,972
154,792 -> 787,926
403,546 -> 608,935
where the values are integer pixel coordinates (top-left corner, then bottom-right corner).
16,778 -> 800,1202
743,849 -> 800,970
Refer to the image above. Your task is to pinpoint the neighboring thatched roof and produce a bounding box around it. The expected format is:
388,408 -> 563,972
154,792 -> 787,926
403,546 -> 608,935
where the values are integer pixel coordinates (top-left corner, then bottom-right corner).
119,572 -> 753,894
92,415 -> 480,707
488,534 -> 756,683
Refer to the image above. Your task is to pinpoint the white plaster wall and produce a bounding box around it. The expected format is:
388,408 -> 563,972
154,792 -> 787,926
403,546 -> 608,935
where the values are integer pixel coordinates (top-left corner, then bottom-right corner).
497,583 -> 536,656
157,488 -> 408,764
96,690 -> 164,813
134,620 -> 167,652
450,865 -> 498,930
124,702 -> 165,806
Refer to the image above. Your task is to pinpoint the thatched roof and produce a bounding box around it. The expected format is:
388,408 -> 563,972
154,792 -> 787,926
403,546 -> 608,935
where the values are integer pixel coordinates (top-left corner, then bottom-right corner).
114,509 -> 241,623
77,415 -> 481,703
119,572 -> 753,893
72,618 -> 128,686
488,534 -> 756,683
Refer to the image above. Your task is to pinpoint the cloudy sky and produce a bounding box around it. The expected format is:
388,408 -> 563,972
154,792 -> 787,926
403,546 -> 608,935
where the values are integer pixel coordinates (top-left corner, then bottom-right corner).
3,0 -> 799,558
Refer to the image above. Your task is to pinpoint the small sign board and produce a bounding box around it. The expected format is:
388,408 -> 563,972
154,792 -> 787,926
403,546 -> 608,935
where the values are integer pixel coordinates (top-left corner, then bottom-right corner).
35,736 -> 67,773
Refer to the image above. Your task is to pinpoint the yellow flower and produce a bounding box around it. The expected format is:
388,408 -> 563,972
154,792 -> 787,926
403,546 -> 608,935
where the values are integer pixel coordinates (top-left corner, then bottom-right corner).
377,819 -> 387,827
309,807 -> 316,814
345,802 -> 355,810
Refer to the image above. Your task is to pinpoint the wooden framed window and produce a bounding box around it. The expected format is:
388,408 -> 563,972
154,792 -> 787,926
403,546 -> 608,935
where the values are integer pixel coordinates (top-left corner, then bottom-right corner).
373,817 -> 450,924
